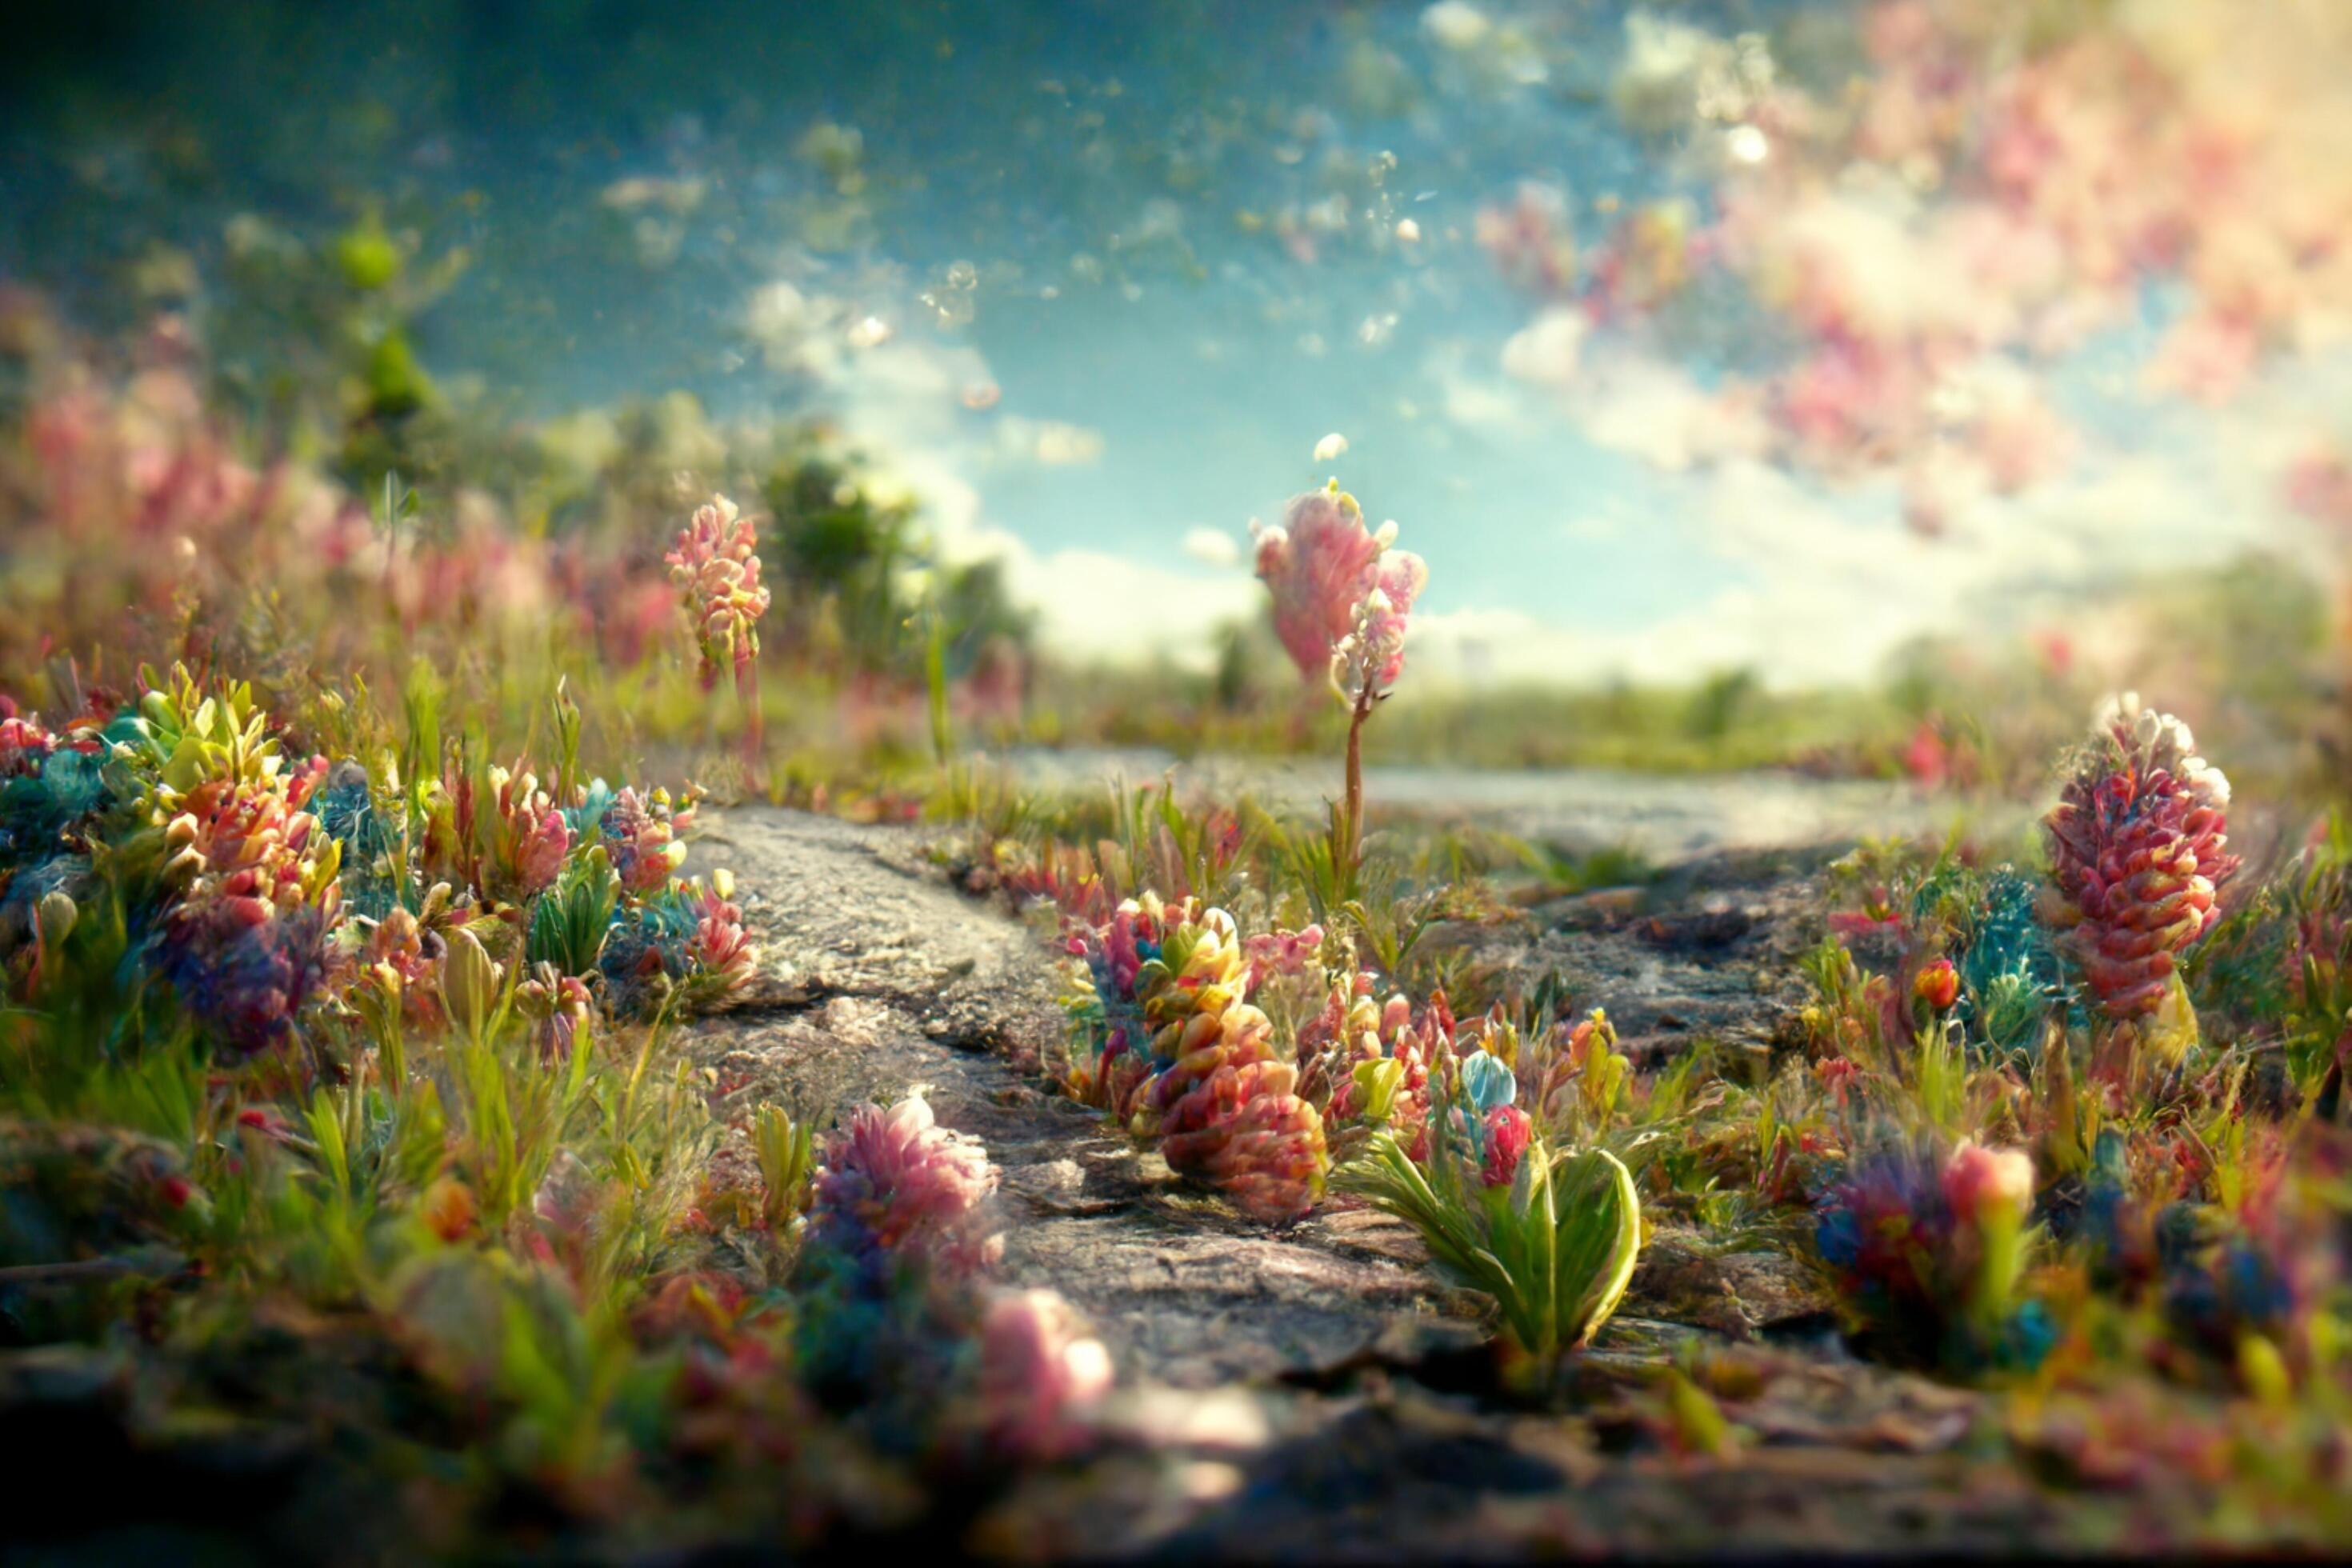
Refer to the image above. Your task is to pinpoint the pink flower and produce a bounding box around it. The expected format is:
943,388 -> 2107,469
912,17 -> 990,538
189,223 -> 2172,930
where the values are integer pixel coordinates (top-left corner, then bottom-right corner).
689,878 -> 757,994
2043,694 -> 2240,1019
810,1094 -> 1001,1278
0,712 -> 55,778
2285,446 -> 2352,533
1242,923 -> 1324,987
599,786 -> 686,895
1902,719 -> 1950,789
978,1290 -> 1114,1460
492,765 -> 570,899
1941,1139 -> 2035,1228
666,494 -> 772,695
1254,483 -> 1428,694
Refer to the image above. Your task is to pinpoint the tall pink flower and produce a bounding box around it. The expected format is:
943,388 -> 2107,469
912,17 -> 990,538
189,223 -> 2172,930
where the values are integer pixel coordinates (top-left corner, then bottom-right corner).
1254,482 -> 1427,692
666,494 -> 772,696
2043,694 -> 2241,1019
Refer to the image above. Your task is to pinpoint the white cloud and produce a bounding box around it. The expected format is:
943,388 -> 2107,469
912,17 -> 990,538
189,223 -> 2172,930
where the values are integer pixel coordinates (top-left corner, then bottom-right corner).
1498,307 -> 1586,390
1006,549 -> 1263,670
1182,527 -> 1242,567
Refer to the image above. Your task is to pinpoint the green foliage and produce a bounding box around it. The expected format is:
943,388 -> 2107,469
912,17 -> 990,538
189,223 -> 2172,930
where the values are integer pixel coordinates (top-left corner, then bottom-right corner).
752,1103 -> 816,1235
1337,1122 -> 1642,1370
527,846 -> 622,977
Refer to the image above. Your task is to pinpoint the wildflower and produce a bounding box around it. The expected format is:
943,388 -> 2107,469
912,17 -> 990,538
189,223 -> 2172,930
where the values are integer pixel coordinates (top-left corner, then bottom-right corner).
599,785 -> 690,895
1129,910 -> 1330,1222
1070,899 -> 1330,1222
1253,482 -> 1427,690
158,898 -> 333,1054
978,1290 -> 1114,1461
0,713 -> 55,780
666,494 -> 772,696
419,1176 -> 478,1242
1241,922 -> 1324,987
2043,694 -> 2240,1020
1482,1104 -> 1533,1188
685,872 -> 757,995
1942,1138 -> 2034,1228
517,962 -> 593,1060
1816,1136 -> 2046,1370
152,767 -> 342,1053
1459,1047 -> 1517,1114
490,763 -> 571,900
1255,481 -> 1427,878
808,1094 -> 1001,1281
1914,958 -> 1961,1014
361,906 -> 447,1030
1325,987 -> 1439,1161
1064,894 -> 1180,1114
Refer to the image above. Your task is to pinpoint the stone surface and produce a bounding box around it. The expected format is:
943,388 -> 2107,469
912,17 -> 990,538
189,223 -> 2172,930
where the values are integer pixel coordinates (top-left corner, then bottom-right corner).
681,809 -> 1489,1394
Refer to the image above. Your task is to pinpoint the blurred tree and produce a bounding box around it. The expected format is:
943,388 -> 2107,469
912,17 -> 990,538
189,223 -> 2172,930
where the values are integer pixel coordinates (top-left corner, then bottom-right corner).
1685,667 -> 1758,742
762,451 -> 1033,682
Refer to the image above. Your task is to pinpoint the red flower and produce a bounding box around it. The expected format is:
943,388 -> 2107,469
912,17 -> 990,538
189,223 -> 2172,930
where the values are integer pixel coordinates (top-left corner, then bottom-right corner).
1914,958 -> 1960,1014
1482,1105 -> 1533,1188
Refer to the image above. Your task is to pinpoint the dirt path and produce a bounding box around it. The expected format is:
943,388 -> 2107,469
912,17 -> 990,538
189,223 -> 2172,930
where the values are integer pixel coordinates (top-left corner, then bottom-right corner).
678,809 -> 2091,1558
682,810 -> 1487,1391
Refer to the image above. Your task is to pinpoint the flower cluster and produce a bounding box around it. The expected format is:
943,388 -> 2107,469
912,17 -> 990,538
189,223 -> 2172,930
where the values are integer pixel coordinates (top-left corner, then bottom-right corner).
490,764 -> 572,901
1127,906 -> 1329,1223
2043,694 -> 2240,1022
1252,482 -> 1427,700
1481,1 -> 2352,537
1322,983 -> 1444,1162
666,494 -> 772,697
1068,895 -> 1330,1222
685,873 -> 756,997
806,1094 -> 1002,1282
0,669 -> 758,1057
1814,1135 -> 2046,1370
152,738 -> 344,1054
0,333 -> 709,686
1064,894 -> 1174,1115
595,784 -> 694,896
421,759 -> 575,905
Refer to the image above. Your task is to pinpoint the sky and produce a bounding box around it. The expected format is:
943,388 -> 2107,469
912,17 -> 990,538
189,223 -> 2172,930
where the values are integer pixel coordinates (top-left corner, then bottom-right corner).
2,0 -> 2346,688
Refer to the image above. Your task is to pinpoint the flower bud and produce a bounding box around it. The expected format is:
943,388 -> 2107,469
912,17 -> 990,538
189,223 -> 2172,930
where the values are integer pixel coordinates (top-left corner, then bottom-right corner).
34,890 -> 77,948
1942,1138 -> 2034,1226
1914,958 -> 1960,1013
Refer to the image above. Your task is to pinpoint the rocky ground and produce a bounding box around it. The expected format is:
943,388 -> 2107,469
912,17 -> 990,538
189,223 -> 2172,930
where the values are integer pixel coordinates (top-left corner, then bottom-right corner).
675,808 -> 2100,1559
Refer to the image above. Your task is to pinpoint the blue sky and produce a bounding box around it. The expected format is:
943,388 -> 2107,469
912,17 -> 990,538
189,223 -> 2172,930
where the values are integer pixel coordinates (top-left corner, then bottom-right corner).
2,0 -> 2340,687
